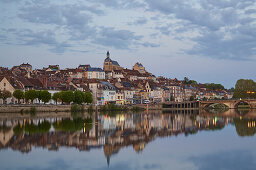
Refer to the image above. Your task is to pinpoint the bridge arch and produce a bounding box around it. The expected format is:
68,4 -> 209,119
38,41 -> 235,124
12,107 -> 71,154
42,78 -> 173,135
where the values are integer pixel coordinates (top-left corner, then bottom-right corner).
234,101 -> 252,109
202,102 -> 229,109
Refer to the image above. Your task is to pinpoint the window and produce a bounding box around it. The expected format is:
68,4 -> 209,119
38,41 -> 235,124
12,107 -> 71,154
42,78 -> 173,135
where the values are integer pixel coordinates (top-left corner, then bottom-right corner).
4,83 -> 6,87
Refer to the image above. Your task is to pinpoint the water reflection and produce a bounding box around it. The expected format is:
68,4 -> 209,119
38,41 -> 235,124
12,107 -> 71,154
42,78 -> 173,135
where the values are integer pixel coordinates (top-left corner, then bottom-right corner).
0,109 -> 256,166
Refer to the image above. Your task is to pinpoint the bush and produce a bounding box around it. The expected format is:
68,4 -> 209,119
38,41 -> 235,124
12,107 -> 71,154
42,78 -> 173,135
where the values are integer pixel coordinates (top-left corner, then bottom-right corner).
71,104 -> 84,113
30,106 -> 36,115
131,106 -> 145,112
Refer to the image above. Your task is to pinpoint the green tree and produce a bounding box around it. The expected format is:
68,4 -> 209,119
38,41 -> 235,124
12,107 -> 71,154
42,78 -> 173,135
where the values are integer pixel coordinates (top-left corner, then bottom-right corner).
24,90 -> 38,104
37,90 -> 42,103
204,83 -> 224,90
73,90 -> 84,104
60,91 -> 74,104
170,95 -> 175,101
233,79 -> 256,99
189,96 -> 194,101
84,91 -> 93,104
188,80 -> 198,87
40,90 -> 51,104
52,92 -> 60,105
0,90 -> 12,104
13,89 -> 24,104
184,77 -> 189,84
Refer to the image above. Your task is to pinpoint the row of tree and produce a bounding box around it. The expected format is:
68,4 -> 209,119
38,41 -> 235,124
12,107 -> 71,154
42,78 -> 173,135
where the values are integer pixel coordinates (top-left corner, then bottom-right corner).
233,79 -> 256,99
0,90 -> 12,103
1,89 -> 93,105
183,77 -> 225,90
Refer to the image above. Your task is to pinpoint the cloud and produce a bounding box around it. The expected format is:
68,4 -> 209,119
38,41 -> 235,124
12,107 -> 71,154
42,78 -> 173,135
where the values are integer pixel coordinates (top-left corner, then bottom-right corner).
6,28 -> 71,53
189,150 -> 256,170
145,0 -> 256,60
142,42 -> 160,48
128,17 -> 148,25
93,27 -> 142,49
88,0 -> 145,9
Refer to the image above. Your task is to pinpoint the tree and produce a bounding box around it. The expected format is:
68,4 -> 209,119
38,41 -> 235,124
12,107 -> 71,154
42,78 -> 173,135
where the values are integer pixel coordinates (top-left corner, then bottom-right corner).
84,91 -> 93,104
204,83 -> 224,90
0,90 -> 12,104
170,95 -> 175,101
73,91 -> 84,104
184,77 -> 189,84
13,89 -> 24,104
189,96 -> 194,101
233,79 -> 256,99
188,80 -> 198,87
24,90 -> 38,104
60,91 -> 74,104
40,90 -> 51,104
37,90 -> 42,103
52,92 -> 60,105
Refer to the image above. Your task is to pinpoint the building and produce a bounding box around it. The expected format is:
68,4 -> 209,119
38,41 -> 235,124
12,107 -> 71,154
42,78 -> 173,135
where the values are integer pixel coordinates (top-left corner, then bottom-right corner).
102,81 -> 116,104
20,63 -> 32,72
78,64 -> 91,71
132,62 -> 146,74
103,51 -> 122,72
88,81 -> 104,105
85,68 -> 105,79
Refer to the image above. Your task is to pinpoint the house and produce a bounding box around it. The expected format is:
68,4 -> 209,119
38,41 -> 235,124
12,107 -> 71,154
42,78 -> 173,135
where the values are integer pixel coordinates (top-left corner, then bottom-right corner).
20,63 -> 32,72
167,84 -> 184,102
46,65 -> 60,72
115,89 -> 125,105
78,64 -> 91,71
112,70 -> 124,79
85,68 -> 105,79
132,62 -> 146,74
101,81 -> 116,104
88,80 -> 104,105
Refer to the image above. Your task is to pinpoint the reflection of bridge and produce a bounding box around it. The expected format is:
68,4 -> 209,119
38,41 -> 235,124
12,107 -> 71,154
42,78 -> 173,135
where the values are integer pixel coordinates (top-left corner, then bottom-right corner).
199,99 -> 256,109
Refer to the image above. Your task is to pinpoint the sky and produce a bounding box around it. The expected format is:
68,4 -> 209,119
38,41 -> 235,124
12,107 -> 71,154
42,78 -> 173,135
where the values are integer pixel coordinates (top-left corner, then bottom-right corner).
0,0 -> 256,88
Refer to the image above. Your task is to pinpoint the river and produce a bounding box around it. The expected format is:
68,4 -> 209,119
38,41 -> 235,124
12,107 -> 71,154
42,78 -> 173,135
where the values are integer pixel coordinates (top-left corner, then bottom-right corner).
0,109 -> 256,170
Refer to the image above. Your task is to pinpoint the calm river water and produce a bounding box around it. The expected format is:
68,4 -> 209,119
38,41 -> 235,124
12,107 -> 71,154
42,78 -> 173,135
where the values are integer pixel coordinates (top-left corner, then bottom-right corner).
0,109 -> 256,170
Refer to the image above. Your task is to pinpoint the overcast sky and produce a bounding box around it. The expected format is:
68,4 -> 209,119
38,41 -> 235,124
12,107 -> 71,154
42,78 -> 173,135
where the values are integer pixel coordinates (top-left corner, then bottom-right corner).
1,0 -> 256,88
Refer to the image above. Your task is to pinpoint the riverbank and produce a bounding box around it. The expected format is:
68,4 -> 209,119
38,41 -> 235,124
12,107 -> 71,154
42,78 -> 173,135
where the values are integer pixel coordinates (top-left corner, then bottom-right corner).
0,104 -> 162,113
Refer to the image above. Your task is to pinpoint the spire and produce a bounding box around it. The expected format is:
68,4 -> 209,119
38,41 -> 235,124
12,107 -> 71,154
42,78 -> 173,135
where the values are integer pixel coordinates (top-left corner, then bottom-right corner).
107,155 -> 110,167
106,51 -> 110,58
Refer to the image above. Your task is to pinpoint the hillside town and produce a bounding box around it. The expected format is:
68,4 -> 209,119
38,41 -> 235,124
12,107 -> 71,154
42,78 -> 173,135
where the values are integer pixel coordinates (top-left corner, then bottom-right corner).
0,52 -> 233,105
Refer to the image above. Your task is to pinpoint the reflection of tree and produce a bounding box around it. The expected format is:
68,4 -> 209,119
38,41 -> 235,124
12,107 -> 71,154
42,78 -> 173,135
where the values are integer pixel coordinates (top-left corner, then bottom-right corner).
205,124 -> 224,131
53,118 -> 92,132
0,125 -> 11,133
13,123 -> 23,135
236,108 -> 250,115
234,118 -> 256,137
24,121 -> 51,134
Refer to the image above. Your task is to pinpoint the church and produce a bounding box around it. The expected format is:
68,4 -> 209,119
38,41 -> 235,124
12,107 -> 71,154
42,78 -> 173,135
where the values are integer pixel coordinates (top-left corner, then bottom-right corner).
103,51 -> 123,72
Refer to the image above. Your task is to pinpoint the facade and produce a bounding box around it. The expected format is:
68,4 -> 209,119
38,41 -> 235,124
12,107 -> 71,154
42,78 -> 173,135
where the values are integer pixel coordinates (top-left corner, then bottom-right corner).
124,89 -> 135,104
102,82 -> 116,104
115,91 -> 125,105
168,85 -> 184,102
88,82 -> 104,105
86,68 -> 105,80
0,77 -> 16,104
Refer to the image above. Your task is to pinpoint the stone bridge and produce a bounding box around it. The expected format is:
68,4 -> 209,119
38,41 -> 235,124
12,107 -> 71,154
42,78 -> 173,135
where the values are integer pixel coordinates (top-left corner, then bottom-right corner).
199,99 -> 256,109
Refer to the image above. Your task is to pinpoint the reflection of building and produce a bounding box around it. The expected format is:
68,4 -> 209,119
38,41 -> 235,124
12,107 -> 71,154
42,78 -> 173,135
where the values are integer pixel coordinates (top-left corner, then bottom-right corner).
0,112 -> 250,166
